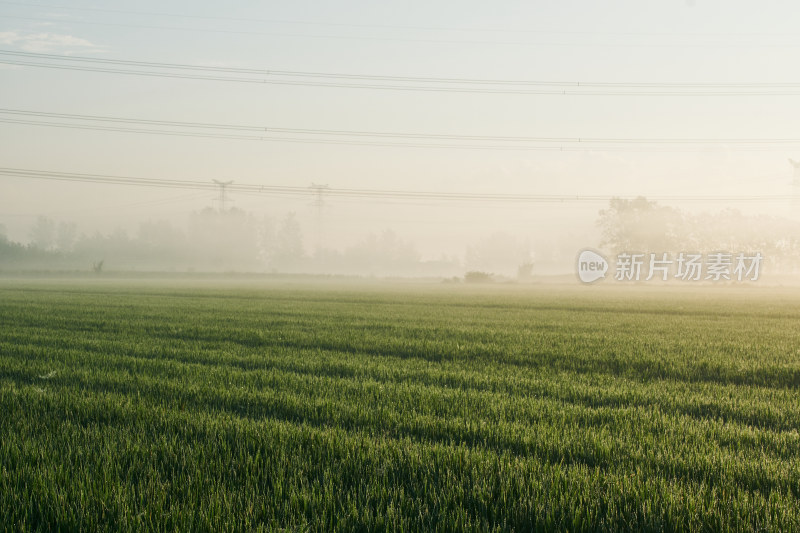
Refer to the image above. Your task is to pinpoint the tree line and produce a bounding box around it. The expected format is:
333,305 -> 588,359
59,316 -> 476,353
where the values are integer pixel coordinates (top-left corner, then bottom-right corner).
598,197 -> 800,273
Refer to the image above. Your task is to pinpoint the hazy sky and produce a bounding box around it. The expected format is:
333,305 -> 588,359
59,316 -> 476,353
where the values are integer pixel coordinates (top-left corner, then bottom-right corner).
2,0 -> 800,258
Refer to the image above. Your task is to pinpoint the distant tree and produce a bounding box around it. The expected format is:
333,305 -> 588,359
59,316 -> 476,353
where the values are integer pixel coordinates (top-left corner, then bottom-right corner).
341,230 -> 420,275
136,219 -> 187,267
56,221 -> 77,252
464,271 -> 493,283
257,216 -> 278,265
29,216 -> 55,250
271,213 -> 305,270
466,232 -> 531,276
188,207 -> 261,270
516,260 -> 535,281
597,197 -> 686,253
138,220 -> 182,248
596,198 -> 800,274
0,232 -> 29,266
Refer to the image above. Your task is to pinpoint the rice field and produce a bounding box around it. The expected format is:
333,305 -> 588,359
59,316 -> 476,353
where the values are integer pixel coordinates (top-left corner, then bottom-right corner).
1,278 -> 799,531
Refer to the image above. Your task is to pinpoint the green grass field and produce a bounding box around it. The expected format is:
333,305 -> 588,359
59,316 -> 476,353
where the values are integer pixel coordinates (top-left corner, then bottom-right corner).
1,279 -> 799,531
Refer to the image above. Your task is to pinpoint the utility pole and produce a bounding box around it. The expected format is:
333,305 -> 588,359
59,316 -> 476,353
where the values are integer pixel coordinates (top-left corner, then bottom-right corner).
212,180 -> 233,212
310,183 -> 329,250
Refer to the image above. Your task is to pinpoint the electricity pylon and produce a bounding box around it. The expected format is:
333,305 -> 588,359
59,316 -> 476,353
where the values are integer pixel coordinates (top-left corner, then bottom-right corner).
212,180 -> 233,212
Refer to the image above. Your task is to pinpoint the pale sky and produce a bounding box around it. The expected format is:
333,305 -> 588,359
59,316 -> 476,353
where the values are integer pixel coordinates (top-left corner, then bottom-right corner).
1,0 -> 799,259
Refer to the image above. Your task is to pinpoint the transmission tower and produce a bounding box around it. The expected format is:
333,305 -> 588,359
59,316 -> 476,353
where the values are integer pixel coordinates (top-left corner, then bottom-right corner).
212,179 -> 233,211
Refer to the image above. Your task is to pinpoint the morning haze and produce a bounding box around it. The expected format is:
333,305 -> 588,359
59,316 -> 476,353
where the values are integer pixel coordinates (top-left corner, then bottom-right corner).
2,4 -> 800,528
2,1 -> 800,278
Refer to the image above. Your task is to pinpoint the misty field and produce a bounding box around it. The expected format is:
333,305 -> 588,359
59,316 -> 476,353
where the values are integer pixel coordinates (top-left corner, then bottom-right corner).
1,279 -> 799,531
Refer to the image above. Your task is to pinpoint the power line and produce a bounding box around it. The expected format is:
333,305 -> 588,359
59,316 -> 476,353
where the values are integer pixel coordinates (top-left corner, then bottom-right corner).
1,167 -> 794,204
1,118 -> 796,152
2,108 -> 800,152
2,50 -> 800,95
6,49 -> 800,88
